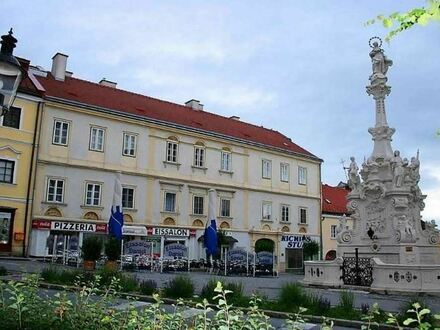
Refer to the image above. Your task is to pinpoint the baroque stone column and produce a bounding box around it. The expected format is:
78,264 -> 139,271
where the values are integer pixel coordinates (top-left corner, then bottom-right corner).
366,39 -> 395,162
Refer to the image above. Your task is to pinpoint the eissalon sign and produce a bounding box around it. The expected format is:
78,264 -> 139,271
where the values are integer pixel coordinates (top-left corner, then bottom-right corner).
147,226 -> 196,237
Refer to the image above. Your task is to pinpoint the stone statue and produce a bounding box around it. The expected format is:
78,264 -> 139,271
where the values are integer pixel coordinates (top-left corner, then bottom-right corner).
391,150 -> 406,187
369,41 -> 393,81
397,214 -> 414,241
337,214 -> 348,233
408,152 -> 420,184
347,157 -> 361,190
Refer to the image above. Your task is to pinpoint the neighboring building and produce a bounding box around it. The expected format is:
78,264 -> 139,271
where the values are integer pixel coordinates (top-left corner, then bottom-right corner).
321,183 -> 351,260
0,57 -> 44,255
28,53 -> 322,272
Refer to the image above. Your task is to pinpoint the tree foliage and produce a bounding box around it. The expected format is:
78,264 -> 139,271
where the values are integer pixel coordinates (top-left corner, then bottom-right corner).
366,0 -> 440,41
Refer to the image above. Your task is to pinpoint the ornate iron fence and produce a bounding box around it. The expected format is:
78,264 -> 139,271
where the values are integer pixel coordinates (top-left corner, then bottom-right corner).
341,249 -> 373,287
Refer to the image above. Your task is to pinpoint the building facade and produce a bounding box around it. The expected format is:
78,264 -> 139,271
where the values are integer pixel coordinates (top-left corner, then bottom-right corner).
321,183 -> 352,260
0,58 -> 44,255
27,53 -> 322,271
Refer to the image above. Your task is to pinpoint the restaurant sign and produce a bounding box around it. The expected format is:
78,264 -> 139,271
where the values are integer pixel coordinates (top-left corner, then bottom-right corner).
32,220 -> 107,233
147,226 -> 196,237
280,235 -> 317,249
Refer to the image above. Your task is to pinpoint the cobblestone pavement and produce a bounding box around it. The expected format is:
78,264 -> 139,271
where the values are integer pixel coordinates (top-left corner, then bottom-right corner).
1,258 -> 439,314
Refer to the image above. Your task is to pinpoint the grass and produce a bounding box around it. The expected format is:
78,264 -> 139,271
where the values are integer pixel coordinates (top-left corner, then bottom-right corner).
163,275 -> 194,299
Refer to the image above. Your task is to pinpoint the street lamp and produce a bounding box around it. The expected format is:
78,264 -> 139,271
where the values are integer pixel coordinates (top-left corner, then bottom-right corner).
0,28 -> 25,116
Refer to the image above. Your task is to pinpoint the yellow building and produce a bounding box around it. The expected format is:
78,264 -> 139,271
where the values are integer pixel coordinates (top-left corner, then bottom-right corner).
321,183 -> 352,260
0,58 -> 44,255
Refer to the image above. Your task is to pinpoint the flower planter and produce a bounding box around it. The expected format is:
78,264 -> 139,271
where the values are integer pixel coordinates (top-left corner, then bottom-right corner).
83,260 -> 95,271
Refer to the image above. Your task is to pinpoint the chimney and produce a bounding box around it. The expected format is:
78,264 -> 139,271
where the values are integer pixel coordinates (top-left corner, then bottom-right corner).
99,78 -> 117,88
51,52 -> 68,81
185,99 -> 203,111
229,116 -> 240,121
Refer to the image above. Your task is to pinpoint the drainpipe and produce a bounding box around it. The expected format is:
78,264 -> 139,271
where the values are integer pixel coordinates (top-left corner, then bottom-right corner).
22,100 -> 43,257
318,163 -> 323,260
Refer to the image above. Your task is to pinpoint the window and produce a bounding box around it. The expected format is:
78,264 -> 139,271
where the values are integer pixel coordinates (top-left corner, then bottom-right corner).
122,187 -> 135,209
331,225 -> 337,239
221,151 -> 232,172
193,146 -> 205,167
281,204 -> 290,222
220,199 -> 231,217
46,178 -> 65,203
52,119 -> 70,145
164,192 -> 176,212
298,166 -> 307,185
299,207 -> 307,224
89,126 -> 105,151
0,159 -> 14,184
1,106 -> 21,129
262,159 -> 272,179
280,163 -> 289,182
166,140 -> 178,163
193,196 -> 204,215
123,133 -> 137,156
85,183 -> 102,206
262,202 -> 272,220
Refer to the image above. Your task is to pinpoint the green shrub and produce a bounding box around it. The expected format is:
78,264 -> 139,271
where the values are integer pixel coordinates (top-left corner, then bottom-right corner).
104,237 -> 121,261
278,282 -> 307,311
0,266 -> 7,276
139,279 -> 158,295
200,279 -> 245,305
81,236 -> 103,261
338,290 -> 355,312
163,275 -> 194,299
40,267 -> 82,285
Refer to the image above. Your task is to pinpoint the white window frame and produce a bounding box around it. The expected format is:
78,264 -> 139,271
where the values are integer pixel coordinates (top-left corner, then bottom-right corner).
122,132 -> 137,157
299,207 -> 308,224
280,163 -> 289,182
85,182 -> 102,206
122,186 -> 135,209
262,159 -> 272,179
193,195 -> 204,215
331,225 -> 337,239
193,145 -> 205,167
166,140 -> 179,163
89,126 -> 106,152
164,192 -> 177,212
221,150 -> 232,172
220,198 -> 231,217
46,178 -> 65,203
52,119 -> 70,146
281,204 -> 290,222
262,202 -> 272,221
298,166 -> 307,185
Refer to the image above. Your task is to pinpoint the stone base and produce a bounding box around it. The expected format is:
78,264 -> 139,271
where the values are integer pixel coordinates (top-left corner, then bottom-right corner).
304,258 -> 440,293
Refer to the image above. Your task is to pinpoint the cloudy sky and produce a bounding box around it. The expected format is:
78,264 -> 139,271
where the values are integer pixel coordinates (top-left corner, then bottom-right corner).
2,1 -> 439,220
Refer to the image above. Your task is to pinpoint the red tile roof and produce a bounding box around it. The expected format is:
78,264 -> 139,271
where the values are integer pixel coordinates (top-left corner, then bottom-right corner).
36,74 -> 320,159
322,184 -> 349,215
17,57 -> 45,96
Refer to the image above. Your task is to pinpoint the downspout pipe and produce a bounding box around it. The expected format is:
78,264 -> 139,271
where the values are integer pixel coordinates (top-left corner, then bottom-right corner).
22,100 -> 42,257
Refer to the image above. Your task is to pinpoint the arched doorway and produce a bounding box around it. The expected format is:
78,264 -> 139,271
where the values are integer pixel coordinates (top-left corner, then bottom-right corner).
255,238 -> 275,253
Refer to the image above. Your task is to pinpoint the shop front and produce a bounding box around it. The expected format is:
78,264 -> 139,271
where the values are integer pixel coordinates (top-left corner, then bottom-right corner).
28,219 -> 107,264
280,234 -> 320,271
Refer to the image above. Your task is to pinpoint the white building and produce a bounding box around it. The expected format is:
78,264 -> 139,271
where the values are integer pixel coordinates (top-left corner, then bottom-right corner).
28,53 -> 322,272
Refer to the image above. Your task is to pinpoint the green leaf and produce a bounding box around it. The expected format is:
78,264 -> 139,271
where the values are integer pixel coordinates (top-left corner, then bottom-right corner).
403,317 -> 417,325
419,308 -> 431,316
383,18 -> 393,28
